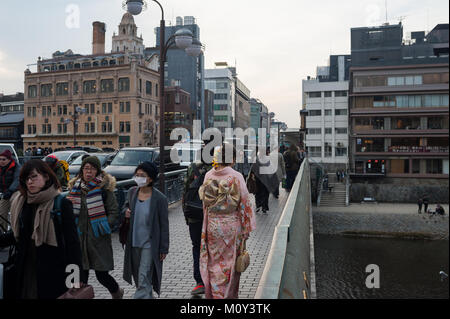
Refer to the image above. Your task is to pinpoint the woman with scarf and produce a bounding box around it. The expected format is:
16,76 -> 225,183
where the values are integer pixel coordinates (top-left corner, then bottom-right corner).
248,147 -> 280,215
122,161 -> 169,299
67,156 -> 122,299
0,159 -> 82,299
198,143 -> 256,299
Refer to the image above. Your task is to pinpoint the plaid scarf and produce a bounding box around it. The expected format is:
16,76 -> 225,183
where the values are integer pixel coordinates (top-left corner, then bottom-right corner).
67,176 -> 111,237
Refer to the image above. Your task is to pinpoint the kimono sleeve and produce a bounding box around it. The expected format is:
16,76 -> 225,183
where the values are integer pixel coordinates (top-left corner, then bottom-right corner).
236,174 -> 256,235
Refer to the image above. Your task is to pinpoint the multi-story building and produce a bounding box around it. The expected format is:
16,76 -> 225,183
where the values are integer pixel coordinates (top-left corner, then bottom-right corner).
349,23 -> 449,203
0,92 -> 24,152
23,14 -> 161,150
250,98 -> 269,145
205,63 -> 252,134
164,86 -> 192,146
302,55 -> 351,171
205,65 -> 236,135
146,16 -> 205,129
204,89 -> 214,129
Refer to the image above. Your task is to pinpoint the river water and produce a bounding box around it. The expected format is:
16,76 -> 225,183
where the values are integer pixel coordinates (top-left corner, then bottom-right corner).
314,234 -> 449,299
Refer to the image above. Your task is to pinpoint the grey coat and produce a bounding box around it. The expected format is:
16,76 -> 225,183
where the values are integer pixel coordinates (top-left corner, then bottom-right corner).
122,186 -> 169,296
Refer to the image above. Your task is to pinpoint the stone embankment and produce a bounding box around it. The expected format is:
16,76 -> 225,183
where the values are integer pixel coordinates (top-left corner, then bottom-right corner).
313,203 -> 449,240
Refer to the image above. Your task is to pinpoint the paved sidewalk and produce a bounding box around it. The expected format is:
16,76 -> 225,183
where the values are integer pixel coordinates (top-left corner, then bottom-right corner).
88,187 -> 289,299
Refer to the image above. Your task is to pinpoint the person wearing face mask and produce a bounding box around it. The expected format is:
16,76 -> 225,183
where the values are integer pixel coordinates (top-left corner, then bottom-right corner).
0,159 -> 82,299
66,156 -> 122,299
122,161 -> 169,299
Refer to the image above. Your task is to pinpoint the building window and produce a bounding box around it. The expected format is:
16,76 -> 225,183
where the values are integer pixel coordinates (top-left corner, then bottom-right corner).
155,84 -> 159,97
324,109 -> 332,116
102,102 -> 112,114
324,91 -> 332,97
139,122 -> 142,133
40,84 -> 53,97
146,81 -> 152,95
335,109 -> 347,116
308,146 -> 321,157
56,82 -> 69,96
100,79 -> 114,92
83,80 -> 96,94
216,82 -> 228,89
325,128 -> 332,134
335,147 -> 347,157
73,82 -> 79,94
118,78 -> 130,92
335,91 -> 347,97
307,128 -> 321,135
335,128 -> 347,134
28,85 -> 37,98
308,92 -> 321,98
214,93 -> 228,100
309,110 -> 321,116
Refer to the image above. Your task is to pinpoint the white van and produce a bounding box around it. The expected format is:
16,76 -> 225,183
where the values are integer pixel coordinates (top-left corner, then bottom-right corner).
0,144 -> 19,161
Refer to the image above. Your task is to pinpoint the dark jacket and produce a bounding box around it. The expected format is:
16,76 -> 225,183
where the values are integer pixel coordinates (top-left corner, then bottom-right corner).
0,159 -> 21,199
283,150 -> 300,172
0,197 -> 82,299
122,186 -> 169,296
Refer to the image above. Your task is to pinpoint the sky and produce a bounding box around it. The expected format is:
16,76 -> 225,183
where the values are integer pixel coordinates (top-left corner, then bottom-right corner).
0,0 -> 448,128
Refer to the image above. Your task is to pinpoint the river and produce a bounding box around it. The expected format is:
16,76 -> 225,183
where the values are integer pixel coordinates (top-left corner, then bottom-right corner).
314,234 -> 449,299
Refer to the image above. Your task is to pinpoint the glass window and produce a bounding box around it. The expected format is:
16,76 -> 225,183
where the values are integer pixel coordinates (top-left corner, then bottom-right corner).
325,128 -> 332,134
395,77 -> 405,85
309,110 -> 321,116
432,95 -> 441,107
146,81 -> 152,95
40,84 -> 53,97
118,78 -> 130,92
56,82 -> 69,96
426,159 -> 443,174
308,92 -> 322,98
335,109 -> 347,116
28,85 -> 37,98
335,148 -> 347,156
335,128 -> 347,134
324,91 -> 332,97
83,80 -> 96,94
414,76 -> 423,85
308,147 -> 321,157
335,91 -> 347,97
307,128 -> 321,135
100,79 -> 114,92
325,110 -> 332,116
405,76 -> 414,85
387,77 -> 396,86
373,96 -> 384,107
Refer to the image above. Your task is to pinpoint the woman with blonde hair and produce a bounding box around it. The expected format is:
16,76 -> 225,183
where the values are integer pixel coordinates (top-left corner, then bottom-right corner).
199,143 -> 256,299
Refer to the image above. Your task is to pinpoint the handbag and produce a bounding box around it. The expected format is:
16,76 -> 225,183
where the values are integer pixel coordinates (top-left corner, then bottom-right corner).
246,174 -> 258,194
236,239 -> 250,273
119,217 -> 130,248
57,283 -> 95,299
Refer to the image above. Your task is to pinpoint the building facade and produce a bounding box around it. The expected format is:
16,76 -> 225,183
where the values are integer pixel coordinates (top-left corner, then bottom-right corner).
23,14 -> 161,151
146,16 -> 205,129
349,23 -> 449,203
302,55 -> 351,171
164,86 -> 192,146
0,92 -> 24,152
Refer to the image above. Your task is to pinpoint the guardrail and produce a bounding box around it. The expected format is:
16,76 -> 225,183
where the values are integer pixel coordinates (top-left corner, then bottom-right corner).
255,159 -> 316,299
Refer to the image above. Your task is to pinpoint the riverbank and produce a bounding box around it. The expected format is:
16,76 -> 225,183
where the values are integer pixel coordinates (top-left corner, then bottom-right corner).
313,203 -> 449,240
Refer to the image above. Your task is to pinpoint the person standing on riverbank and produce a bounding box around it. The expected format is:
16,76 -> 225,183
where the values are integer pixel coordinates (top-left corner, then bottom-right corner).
417,198 -> 423,214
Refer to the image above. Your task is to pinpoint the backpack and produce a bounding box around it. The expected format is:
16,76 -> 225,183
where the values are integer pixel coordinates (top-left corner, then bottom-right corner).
183,164 -> 207,220
59,160 -> 70,184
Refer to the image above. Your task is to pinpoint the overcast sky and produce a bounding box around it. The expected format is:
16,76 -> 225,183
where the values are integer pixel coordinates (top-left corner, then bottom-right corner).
0,0 -> 448,128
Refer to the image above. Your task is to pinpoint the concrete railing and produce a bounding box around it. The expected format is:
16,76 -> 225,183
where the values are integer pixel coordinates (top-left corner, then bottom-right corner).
255,160 -> 316,299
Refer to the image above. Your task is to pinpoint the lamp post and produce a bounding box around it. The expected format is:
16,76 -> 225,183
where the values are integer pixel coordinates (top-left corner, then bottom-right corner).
124,0 -> 204,193
65,106 -> 86,147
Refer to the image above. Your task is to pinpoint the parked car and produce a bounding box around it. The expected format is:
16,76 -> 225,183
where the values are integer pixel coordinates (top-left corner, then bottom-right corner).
104,147 -> 182,181
0,143 -> 19,161
69,153 -> 116,179
64,146 -> 103,153
43,150 -> 88,165
104,147 -> 160,181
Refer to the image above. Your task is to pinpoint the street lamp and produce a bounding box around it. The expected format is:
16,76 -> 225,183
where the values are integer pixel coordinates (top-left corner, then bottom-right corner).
65,106 -> 86,147
124,0 -> 204,193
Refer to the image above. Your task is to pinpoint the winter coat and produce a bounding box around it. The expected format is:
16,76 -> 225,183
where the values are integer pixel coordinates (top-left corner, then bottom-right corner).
122,186 -> 169,296
67,172 -> 118,271
0,197 -> 82,299
0,159 -> 21,199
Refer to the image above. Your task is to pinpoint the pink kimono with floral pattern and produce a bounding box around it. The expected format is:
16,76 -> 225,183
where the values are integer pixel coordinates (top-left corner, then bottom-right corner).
199,166 -> 256,299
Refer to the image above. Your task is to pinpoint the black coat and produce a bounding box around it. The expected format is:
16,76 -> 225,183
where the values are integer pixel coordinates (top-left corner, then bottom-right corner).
0,197 -> 82,299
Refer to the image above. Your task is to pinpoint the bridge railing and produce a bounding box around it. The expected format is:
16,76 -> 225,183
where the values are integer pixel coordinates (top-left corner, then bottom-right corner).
255,158 -> 316,299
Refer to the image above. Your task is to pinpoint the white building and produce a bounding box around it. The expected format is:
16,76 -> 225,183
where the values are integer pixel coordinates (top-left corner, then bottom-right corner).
302,60 -> 349,170
205,66 -> 236,134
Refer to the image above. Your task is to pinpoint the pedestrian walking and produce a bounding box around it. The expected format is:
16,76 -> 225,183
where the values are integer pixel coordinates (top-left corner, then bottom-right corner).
417,198 -> 423,214
67,156 -> 123,299
423,196 -> 429,214
122,161 -> 169,299
336,170 -> 340,182
283,144 -> 301,192
0,159 -> 82,299
272,147 -> 286,199
0,150 -> 21,232
249,148 -> 279,214
182,156 -> 211,296
198,143 -> 256,299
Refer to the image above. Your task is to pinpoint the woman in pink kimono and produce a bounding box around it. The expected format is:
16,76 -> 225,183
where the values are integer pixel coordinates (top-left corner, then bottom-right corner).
199,143 -> 256,299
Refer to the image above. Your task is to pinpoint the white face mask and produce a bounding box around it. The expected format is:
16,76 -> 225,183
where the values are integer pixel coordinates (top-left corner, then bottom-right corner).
133,176 -> 148,187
